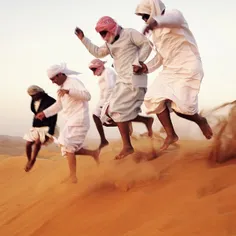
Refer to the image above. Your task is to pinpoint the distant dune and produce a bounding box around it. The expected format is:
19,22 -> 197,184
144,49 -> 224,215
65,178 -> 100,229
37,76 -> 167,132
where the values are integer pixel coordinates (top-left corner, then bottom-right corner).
0,135 -> 104,157
0,135 -> 25,156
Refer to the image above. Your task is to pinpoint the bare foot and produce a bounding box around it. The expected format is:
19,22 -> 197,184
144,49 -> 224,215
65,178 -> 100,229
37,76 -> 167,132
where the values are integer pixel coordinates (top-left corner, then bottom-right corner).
92,149 -> 100,165
160,135 -> 179,151
62,175 -> 78,184
24,161 -> 31,172
146,117 -> 154,137
114,147 -> 134,160
24,159 -> 36,172
198,117 -> 213,139
99,140 -> 109,149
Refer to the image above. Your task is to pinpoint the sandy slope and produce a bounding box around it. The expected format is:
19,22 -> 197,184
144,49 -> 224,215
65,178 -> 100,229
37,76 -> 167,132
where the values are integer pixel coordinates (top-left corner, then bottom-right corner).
0,136 -> 236,236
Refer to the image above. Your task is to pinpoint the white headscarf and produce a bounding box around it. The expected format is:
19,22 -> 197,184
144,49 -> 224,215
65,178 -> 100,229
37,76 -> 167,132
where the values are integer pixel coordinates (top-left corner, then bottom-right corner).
135,0 -> 166,24
27,85 -> 45,96
47,62 -> 81,79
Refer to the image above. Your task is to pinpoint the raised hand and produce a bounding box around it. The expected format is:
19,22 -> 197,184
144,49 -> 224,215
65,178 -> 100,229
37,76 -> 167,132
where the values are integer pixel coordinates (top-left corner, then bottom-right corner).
74,27 -> 84,40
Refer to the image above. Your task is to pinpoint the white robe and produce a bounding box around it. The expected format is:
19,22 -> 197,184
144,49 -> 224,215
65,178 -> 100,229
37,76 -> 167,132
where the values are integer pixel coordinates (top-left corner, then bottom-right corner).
82,28 -> 152,122
145,9 -> 204,115
93,67 -> 116,117
43,77 -> 91,156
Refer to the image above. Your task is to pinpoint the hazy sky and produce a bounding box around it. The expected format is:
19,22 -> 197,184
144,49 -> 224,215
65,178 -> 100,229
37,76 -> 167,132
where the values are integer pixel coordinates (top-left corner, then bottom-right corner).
1,0 -> 235,138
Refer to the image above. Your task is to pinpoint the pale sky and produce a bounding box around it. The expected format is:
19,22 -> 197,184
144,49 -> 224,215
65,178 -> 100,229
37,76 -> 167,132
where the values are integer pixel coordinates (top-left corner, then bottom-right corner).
1,0 -> 235,139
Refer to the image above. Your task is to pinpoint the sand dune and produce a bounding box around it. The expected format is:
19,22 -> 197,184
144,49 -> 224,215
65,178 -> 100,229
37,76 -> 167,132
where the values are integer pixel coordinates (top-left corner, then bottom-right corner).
0,132 -> 236,236
1,101 -> 236,236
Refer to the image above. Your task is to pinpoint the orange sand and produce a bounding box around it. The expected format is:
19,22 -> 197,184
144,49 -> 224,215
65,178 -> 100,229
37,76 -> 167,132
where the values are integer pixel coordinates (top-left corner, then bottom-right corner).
0,135 -> 236,236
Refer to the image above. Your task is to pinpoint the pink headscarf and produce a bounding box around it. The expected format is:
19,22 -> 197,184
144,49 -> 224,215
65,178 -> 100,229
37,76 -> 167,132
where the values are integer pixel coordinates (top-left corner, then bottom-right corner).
95,16 -> 118,34
89,59 -> 106,76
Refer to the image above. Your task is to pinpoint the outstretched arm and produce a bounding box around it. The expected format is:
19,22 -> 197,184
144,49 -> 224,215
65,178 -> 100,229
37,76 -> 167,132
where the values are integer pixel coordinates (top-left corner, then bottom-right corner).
75,27 -> 110,58
143,10 -> 187,35
153,10 -> 185,28
43,99 -> 63,118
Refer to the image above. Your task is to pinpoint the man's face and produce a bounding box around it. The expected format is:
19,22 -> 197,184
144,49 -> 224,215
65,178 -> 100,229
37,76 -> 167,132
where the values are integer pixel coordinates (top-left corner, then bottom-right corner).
142,14 -> 150,22
90,67 -> 97,76
99,30 -> 116,44
99,30 -> 108,39
50,73 -> 66,86
31,92 -> 43,101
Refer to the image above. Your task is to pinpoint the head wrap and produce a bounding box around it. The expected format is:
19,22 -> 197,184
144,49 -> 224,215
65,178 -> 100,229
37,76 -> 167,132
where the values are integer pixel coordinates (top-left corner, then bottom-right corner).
95,16 -> 118,34
89,59 -> 106,76
135,0 -> 166,24
47,62 -> 81,79
89,59 -> 106,69
27,85 -> 45,96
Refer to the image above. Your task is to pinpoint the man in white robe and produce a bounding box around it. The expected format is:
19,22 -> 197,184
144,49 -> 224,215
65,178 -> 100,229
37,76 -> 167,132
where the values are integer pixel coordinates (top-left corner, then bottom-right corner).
36,63 -> 99,183
89,58 -> 134,149
135,0 -> 213,150
75,16 -> 154,160
89,58 -> 116,148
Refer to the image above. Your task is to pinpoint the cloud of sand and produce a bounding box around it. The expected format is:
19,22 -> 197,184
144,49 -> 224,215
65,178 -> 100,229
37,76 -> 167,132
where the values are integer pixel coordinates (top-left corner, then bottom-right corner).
201,100 -> 236,163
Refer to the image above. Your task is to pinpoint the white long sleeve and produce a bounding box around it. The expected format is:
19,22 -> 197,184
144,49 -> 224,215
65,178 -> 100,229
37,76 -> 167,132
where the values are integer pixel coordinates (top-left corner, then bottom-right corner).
44,99 -> 63,118
82,37 -> 110,58
154,10 -> 185,28
48,77 -> 90,126
69,79 -> 91,101
69,89 -> 91,101
146,53 -> 163,73
130,29 -> 152,66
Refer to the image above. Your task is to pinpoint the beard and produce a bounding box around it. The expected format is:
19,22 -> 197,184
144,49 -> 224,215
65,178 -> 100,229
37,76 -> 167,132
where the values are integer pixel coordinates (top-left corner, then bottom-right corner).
104,32 -> 116,44
94,67 -> 104,76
